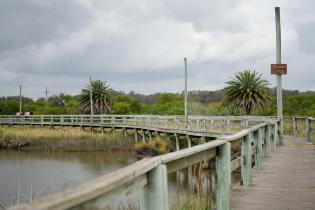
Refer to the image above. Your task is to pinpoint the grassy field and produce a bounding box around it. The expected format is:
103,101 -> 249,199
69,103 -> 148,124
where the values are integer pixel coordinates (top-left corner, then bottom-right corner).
0,126 -> 135,151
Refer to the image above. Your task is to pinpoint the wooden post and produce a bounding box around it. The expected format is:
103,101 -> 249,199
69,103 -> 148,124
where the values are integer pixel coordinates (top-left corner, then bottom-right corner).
149,131 -> 152,142
241,134 -> 252,186
306,118 -> 312,142
187,135 -> 192,148
273,123 -> 278,149
143,165 -> 169,210
134,129 -> 138,143
256,128 -> 263,169
293,117 -> 297,137
216,142 -> 231,210
175,134 -> 180,151
142,130 -> 146,142
40,116 -> 44,127
265,125 -> 271,155
200,136 -> 206,144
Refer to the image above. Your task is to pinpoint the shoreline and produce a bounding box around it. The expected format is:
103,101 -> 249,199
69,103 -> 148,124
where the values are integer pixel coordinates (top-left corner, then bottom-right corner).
0,126 -> 135,152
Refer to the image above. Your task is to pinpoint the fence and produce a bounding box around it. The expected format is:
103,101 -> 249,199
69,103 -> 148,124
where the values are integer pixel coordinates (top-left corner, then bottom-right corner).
6,116 -> 280,210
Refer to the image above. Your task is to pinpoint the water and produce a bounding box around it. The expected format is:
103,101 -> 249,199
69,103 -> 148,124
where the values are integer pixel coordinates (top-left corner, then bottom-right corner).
0,150 -> 241,208
0,150 -> 136,208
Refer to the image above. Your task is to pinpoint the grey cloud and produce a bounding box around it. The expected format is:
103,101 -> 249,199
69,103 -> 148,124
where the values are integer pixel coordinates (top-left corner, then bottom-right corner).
0,0 -> 315,99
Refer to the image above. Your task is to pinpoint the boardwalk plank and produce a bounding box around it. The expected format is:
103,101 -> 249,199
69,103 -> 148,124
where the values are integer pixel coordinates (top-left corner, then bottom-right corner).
232,136 -> 315,210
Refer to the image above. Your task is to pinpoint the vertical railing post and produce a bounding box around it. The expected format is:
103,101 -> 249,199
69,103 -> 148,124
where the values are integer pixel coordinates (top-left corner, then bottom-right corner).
216,142 -> 231,210
273,122 -> 278,149
187,135 -> 192,148
265,125 -> 271,155
241,134 -> 252,186
134,129 -> 138,143
164,115 -> 167,128
40,116 -> 44,126
175,133 -> 180,151
142,164 -> 169,210
293,117 -> 297,137
306,118 -> 312,142
256,128 -> 263,169
278,120 -> 283,145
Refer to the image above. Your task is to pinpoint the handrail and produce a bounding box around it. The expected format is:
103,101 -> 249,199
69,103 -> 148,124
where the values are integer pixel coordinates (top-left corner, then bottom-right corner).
0,115 -> 272,135
289,116 -> 314,142
7,116 -> 281,210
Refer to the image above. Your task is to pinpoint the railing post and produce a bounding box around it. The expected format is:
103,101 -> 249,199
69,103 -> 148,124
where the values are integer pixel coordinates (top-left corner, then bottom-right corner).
143,164 -> 169,210
216,142 -> 231,210
293,117 -> 297,137
306,118 -> 312,142
256,128 -> 263,169
241,134 -> 252,186
278,120 -> 283,145
164,115 -> 167,128
187,135 -> 192,148
273,122 -> 278,149
175,133 -> 180,151
134,129 -> 138,143
265,125 -> 271,155
40,116 -> 44,126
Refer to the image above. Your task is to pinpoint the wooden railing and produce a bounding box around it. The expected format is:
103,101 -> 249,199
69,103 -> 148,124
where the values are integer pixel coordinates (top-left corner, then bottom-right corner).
0,115 -> 271,134
7,116 -> 280,210
283,116 -> 315,142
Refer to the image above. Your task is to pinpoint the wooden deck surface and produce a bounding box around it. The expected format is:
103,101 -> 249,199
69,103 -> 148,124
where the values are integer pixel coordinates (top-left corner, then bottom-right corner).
232,135 -> 315,210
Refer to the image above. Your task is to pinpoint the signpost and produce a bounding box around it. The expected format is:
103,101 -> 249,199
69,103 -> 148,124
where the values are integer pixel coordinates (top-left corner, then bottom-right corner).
272,7 -> 285,145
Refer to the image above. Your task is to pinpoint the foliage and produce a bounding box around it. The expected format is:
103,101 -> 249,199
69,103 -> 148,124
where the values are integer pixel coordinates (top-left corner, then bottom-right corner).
0,127 -> 134,151
172,193 -> 215,210
80,80 -> 114,114
0,82 -> 314,116
224,70 -> 270,115
112,102 -> 132,114
135,137 -> 169,155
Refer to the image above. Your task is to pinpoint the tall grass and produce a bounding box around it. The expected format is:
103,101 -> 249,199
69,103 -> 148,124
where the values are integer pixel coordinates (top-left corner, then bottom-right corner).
171,193 -> 216,210
0,126 -> 134,151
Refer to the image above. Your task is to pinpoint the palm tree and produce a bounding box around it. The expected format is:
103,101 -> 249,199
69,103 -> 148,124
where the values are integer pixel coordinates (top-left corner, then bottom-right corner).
80,80 -> 114,114
223,70 -> 270,115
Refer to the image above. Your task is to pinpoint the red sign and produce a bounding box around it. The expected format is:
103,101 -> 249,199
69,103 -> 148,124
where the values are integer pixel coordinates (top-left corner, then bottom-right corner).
271,64 -> 287,75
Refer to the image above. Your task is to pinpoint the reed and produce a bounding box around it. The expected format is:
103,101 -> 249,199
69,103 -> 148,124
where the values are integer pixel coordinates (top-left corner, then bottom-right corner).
0,126 -> 134,151
171,193 -> 216,210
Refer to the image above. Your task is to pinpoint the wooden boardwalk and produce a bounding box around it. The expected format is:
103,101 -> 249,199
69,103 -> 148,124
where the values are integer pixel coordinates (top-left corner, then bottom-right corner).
232,135 -> 315,210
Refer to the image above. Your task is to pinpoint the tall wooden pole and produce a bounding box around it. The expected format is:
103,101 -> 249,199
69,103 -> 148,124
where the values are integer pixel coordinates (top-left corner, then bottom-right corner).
184,58 -> 188,128
90,76 -> 94,116
19,85 -> 22,113
275,7 -> 283,144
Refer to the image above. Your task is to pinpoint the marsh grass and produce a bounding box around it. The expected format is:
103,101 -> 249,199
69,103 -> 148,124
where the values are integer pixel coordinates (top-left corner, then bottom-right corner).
135,137 -> 169,155
171,193 -> 216,210
0,126 -> 134,151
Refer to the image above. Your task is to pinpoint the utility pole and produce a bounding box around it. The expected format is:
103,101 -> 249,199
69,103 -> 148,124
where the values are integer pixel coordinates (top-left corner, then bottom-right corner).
19,85 -> 22,113
271,7 -> 286,145
184,58 -> 188,128
45,88 -> 49,111
90,76 -> 94,116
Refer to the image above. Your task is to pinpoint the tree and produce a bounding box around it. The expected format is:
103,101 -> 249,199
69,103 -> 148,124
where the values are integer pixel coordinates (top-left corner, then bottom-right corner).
112,102 -> 131,114
223,70 -> 270,115
80,80 -> 114,114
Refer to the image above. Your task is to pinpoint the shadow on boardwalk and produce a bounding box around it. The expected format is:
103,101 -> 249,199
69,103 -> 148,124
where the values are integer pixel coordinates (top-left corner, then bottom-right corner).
232,135 -> 315,210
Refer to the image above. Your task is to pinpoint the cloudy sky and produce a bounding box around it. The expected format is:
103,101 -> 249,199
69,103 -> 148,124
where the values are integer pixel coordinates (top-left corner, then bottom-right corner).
0,0 -> 314,98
